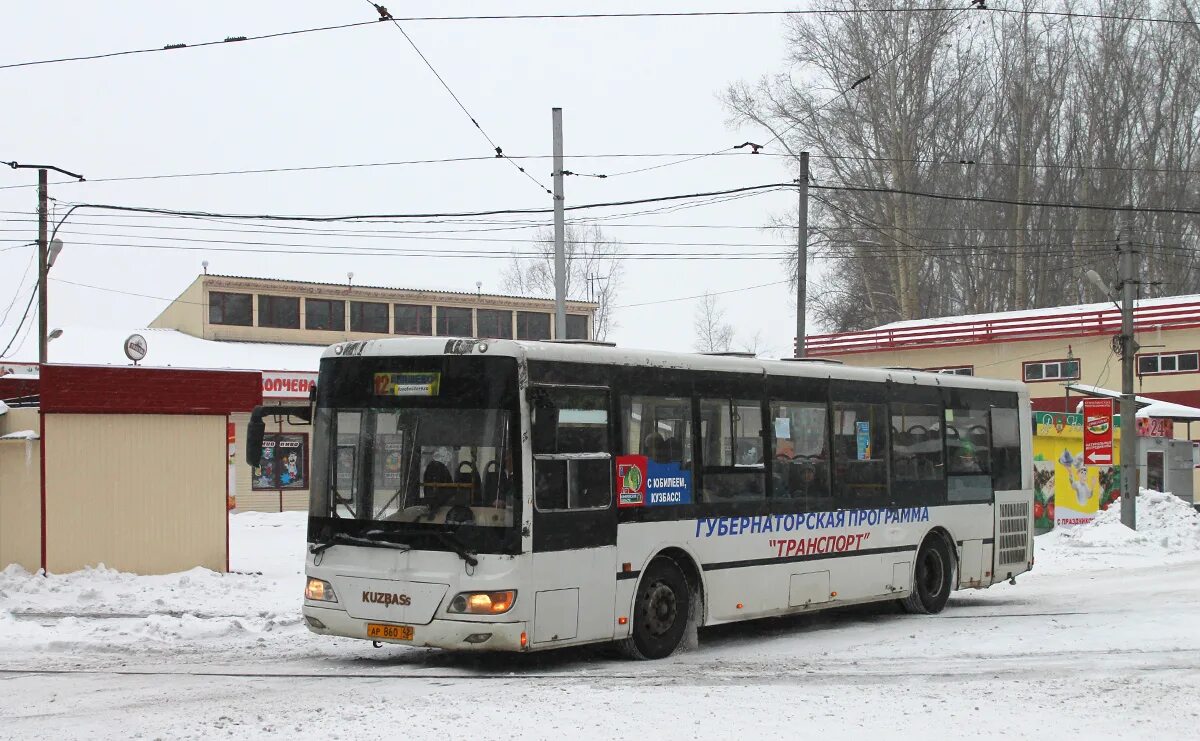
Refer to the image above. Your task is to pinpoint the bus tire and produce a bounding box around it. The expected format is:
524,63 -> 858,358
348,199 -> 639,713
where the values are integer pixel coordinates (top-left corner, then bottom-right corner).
901,535 -> 953,615
618,557 -> 691,660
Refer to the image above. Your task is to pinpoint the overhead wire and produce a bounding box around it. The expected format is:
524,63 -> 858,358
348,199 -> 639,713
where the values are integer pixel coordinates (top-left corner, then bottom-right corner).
0,18 -> 383,71
365,0 -> 552,198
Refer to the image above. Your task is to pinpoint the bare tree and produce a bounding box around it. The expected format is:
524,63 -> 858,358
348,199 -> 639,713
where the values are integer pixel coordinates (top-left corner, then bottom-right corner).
501,224 -> 623,340
726,0 -> 1200,331
693,292 -> 735,352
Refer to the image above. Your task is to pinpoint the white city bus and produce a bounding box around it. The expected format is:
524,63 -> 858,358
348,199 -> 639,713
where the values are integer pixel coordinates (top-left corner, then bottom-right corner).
281,337 -> 1032,660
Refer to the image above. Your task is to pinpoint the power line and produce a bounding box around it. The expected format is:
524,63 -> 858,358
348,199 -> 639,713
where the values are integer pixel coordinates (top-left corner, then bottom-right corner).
811,183 -> 1200,216
52,183 -> 794,222
359,7 -> 1197,26
613,280 -> 790,309
8,148 -> 1199,193
367,1 -> 552,198
0,18 -> 382,72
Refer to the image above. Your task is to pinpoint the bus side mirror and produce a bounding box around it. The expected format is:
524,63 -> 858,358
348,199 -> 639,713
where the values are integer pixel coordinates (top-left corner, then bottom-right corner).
247,407 -> 267,467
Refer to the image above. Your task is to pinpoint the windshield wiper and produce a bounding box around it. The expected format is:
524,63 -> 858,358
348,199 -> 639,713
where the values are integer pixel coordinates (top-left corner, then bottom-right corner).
309,531 -> 412,555
433,530 -> 479,567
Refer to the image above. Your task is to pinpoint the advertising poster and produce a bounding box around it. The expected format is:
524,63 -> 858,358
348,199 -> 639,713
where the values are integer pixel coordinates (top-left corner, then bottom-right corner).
373,434 -> 407,490
1032,412 -> 1121,532
616,454 -> 692,508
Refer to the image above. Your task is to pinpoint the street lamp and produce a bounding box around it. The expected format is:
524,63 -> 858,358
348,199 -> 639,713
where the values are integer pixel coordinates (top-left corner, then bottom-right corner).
47,328 -> 63,342
1083,260 -> 1139,530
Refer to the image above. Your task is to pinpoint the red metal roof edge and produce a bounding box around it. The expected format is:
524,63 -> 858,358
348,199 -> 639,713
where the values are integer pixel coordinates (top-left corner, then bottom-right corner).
805,298 -> 1200,355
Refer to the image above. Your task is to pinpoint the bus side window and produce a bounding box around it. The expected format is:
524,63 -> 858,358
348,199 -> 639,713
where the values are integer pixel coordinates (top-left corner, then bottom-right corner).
699,398 -> 766,502
945,406 -> 993,503
621,395 -> 694,468
770,400 -> 830,509
831,401 -> 888,508
890,402 -> 945,507
532,386 -> 612,511
990,407 -> 1023,491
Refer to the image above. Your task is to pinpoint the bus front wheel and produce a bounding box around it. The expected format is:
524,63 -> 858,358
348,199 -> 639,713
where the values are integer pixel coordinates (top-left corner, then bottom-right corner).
900,536 -> 953,615
619,558 -> 691,660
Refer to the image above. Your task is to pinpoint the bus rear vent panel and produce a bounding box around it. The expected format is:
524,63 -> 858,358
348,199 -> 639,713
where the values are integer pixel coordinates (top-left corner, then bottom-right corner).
997,502 -> 1031,565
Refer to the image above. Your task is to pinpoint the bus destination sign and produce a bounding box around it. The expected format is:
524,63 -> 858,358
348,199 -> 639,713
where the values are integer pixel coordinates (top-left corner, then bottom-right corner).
373,372 -> 441,397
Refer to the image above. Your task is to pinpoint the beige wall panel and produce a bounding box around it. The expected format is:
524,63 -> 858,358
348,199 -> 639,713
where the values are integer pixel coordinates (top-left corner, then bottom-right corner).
148,276 -> 204,335
43,414 -> 226,575
0,408 -> 40,437
0,440 -> 42,572
832,327 -> 1200,400
232,413 -> 312,513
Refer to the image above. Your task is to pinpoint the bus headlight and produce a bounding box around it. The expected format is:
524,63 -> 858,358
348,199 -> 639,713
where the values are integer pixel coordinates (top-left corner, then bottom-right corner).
448,591 -> 516,615
305,577 -> 337,603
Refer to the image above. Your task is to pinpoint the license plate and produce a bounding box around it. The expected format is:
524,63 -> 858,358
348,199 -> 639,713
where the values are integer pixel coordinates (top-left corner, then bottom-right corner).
367,623 -> 413,641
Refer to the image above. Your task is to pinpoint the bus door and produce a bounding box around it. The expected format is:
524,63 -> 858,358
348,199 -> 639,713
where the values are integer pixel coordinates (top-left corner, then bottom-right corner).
528,385 -> 617,645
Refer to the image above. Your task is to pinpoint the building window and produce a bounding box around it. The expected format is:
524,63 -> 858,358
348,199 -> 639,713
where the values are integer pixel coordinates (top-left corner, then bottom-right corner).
566,314 -> 589,340
305,299 -> 345,331
1023,359 -> 1080,382
1138,351 -> 1200,376
209,291 -> 252,326
437,306 -> 473,337
394,304 -> 432,335
252,433 -> 308,490
517,311 -> 551,340
257,295 -> 300,329
477,309 -> 513,339
925,365 -> 973,376
350,301 -> 389,333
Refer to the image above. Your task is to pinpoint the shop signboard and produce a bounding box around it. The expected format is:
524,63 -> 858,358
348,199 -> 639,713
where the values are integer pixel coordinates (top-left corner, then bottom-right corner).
261,371 -> 318,399
1082,398 -> 1113,467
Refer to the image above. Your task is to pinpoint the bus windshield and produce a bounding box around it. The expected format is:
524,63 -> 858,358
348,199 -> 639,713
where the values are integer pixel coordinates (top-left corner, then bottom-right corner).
320,406 -> 514,527
308,354 -> 522,547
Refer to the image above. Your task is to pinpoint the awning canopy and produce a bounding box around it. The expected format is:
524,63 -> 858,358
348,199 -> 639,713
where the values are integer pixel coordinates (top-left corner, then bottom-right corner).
1066,383 -> 1200,422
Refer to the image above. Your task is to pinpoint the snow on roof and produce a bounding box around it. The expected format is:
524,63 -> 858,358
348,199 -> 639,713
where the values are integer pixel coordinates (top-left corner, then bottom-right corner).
0,429 -> 38,441
874,293 -> 1200,332
1067,383 -> 1200,421
8,326 -> 324,373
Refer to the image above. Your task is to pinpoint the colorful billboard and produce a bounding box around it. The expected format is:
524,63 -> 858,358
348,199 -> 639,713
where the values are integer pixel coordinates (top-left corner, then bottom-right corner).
1033,412 -> 1122,533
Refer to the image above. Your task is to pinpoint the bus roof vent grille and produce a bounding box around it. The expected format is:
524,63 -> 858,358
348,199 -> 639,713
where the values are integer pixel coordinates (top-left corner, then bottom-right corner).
544,339 -> 617,347
884,366 -> 924,372
780,357 -> 845,365
702,351 -> 756,358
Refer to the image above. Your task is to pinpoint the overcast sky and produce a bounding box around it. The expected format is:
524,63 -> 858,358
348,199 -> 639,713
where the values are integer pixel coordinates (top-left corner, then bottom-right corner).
1,1 -> 814,362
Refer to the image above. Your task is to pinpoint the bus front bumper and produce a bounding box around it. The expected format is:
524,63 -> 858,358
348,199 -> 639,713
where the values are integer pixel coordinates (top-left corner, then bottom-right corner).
303,604 -> 528,651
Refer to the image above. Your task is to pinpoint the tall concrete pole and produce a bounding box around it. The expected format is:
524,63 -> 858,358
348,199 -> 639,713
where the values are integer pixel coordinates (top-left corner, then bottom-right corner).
552,107 -> 566,340
1119,240 -> 1139,529
37,168 -> 48,367
795,152 -> 809,358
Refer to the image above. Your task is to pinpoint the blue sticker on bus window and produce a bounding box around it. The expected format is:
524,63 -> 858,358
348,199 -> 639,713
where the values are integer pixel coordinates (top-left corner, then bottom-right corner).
855,420 -> 871,460
644,460 -> 692,506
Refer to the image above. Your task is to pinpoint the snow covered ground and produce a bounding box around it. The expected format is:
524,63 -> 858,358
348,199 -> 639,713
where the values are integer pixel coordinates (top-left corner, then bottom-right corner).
2,495 -> 1200,740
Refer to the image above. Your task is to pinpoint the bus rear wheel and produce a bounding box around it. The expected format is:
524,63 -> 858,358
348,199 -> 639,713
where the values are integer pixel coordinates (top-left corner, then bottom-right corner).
901,536 -> 953,615
619,558 -> 690,660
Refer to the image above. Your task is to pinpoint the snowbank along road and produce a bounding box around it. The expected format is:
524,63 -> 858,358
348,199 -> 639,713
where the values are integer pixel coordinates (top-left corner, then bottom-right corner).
2,493 -> 1199,740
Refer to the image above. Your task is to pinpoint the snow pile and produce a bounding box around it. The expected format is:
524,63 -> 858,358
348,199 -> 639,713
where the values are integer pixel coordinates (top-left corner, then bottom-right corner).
0,429 -> 38,440
0,399 -> 9,415
0,512 -> 306,620
0,511 -> 311,655
1037,489 -> 1200,569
